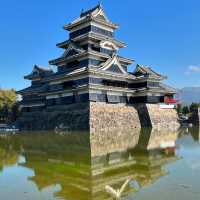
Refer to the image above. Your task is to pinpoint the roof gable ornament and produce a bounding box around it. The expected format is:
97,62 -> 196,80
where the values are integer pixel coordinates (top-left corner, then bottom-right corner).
100,41 -> 119,51
92,4 -> 109,22
99,55 -> 127,74
32,65 -> 39,73
80,3 -> 110,22
62,42 -> 84,57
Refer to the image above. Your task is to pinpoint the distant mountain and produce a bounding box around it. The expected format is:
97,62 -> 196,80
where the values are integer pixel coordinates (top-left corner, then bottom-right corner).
177,87 -> 200,105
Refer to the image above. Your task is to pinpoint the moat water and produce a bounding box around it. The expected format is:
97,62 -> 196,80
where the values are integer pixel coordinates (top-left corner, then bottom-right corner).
0,127 -> 199,200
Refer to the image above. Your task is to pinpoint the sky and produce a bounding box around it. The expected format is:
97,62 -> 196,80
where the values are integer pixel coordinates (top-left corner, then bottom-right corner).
0,0 -> 200,90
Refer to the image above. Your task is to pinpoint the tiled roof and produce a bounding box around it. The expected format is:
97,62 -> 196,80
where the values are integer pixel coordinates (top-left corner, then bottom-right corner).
17,85 -> 48,94
160,83 -> 177,94
24,65 -> 54,80
133,64 -> 167,79
64,4 -> 118,30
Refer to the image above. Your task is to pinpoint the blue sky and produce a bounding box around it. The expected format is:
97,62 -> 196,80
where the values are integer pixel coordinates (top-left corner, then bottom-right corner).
0,0 -> 200,90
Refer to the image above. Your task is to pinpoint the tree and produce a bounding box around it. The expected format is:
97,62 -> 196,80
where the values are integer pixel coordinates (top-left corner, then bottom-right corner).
0,89 -> 17,110
0,89 -> 18,123
9,103 -> 20,122
176,104 -> 182,114
182,106 -> 190,115
189,103 -> 199,113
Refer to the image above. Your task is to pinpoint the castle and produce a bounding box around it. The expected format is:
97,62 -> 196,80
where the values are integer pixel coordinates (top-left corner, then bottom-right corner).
17,4 -> 179,131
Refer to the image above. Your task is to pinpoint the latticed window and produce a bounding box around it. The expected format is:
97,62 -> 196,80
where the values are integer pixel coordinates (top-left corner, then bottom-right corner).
147,81 -> 159,87
63,81 -> 75,89
107,95 -> 120,103
102,79 -> 128,88
69,25 -> 113,39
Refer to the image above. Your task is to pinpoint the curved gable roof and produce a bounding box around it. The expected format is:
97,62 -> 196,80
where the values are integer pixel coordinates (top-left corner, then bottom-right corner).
99,55 -> 128,74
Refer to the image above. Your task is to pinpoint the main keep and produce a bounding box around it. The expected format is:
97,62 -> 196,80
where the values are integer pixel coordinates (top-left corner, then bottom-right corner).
17,4 -> 179,131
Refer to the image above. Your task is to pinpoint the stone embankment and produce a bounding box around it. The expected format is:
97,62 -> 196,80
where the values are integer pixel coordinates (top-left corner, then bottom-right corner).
17,102 -> 180,132
135,104 -> 179,130
90,102 -> 141,156
17,103 -> 89,130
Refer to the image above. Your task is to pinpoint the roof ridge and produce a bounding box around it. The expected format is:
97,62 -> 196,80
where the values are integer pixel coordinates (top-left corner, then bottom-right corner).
80,4 -> 101,17
34,65 -> 53,72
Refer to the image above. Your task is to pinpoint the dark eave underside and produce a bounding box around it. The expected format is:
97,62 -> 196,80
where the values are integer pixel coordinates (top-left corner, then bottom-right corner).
57,35 -> 125,50
49,50 -> 133,66
56,40 -> 71,48
73,32 -> 125,48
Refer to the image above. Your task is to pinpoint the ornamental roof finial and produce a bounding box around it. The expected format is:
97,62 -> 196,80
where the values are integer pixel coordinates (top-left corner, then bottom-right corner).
98,0 -> 103,8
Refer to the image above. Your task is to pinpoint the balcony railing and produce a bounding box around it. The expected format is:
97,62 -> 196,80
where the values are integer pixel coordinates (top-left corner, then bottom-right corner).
164,97 -> 177,104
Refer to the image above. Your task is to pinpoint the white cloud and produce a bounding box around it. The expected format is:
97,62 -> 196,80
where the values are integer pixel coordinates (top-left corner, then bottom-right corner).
185,65 -> 200,75
188,65 -> 200,72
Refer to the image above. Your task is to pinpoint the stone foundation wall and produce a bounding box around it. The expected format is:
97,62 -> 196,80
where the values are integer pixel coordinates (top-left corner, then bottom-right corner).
17,103 -> 89,130
135,104 -> 180,130
17,102 -> 180,156
89,102 -> 141,156
17,102 -> 179,143
147,104 -> 180,130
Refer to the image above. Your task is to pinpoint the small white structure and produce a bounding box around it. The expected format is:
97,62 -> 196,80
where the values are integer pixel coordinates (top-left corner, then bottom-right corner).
159,103 -> 175,109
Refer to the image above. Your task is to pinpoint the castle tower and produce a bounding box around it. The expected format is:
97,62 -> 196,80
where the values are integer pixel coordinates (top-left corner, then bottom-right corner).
17,4 -> 178,131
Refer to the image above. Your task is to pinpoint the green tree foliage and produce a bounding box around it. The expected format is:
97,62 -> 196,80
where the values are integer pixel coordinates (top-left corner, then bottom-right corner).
0,89 -> 17,110
176,104 -> 182,114
177,103 -> 200,116
182,106 -> 190,115
189,103 -> 199,112
0,89 -> 18,123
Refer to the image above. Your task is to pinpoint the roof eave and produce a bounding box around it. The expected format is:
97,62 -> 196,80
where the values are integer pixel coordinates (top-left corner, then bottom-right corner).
134,75 -> 166,81
118,57 -> 134,65
72,32 -> 126,48
63,16 -> 90,31
56,40 -> 70,48
23,75 -> 39,80
24,76 -> 32,80
64,16 -> 119,31
92,17 -> 119,29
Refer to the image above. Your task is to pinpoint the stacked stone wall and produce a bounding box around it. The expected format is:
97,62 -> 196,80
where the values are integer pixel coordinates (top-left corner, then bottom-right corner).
17,102 -> 180,157
135,104 -> 180,130
89,102 -> 141,156
17,102 -> 180,139
147,104 -> 180,130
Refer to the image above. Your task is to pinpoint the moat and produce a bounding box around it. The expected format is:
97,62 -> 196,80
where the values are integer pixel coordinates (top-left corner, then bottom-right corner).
0,127 -> 199,200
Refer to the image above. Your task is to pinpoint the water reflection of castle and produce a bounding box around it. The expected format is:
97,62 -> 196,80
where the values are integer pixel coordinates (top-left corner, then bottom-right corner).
22,151 -> 177,200
0,128 -> 182,200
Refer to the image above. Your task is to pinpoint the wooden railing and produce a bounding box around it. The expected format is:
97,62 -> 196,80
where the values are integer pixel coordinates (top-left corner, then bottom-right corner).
164,97 -> 177,104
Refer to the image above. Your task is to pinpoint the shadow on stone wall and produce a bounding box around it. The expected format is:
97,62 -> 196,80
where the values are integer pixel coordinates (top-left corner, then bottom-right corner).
17,102 -> 180,133
134,104 -> 152,127
17,103 -> 89,131
135,104 -> 180,130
